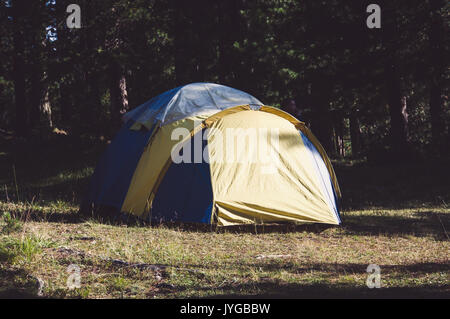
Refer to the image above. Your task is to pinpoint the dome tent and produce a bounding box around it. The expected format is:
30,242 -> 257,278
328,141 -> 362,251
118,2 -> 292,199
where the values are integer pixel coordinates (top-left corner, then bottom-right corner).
82,83 -> 341,226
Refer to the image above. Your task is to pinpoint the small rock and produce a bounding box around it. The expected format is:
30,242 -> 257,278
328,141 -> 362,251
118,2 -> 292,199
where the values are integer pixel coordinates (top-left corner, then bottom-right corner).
35,277 -> 45,297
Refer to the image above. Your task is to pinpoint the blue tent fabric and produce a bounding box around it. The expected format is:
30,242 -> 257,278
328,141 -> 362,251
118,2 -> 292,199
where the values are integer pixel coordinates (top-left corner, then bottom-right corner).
123,83 -> 263,128
151,130 -> 213,223
123,86 -> 181,127
85,121 -> 154,211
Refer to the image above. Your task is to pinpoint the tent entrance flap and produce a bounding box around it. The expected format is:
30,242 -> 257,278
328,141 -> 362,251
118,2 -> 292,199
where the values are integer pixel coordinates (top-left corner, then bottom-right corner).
121,115 -> 207,217
151,128 -> 214,223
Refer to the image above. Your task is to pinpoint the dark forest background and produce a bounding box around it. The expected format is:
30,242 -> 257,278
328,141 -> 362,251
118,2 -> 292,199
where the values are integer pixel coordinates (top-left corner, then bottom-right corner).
0,0 -> 448,161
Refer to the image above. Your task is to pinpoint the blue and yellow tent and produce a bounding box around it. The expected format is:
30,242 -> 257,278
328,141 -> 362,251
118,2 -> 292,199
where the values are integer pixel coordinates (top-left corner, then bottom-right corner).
83,83 -> 341,225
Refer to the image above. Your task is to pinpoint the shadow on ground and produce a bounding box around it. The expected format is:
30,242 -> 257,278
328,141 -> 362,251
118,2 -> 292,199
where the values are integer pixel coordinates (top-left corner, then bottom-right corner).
335,161 -> 450,210
341,211 -> 449,240
183,262 -> 449,299
0,267 -> 42,299
5,207 -> 450,241
204,283 -> 449,299
10,210 -> 85,224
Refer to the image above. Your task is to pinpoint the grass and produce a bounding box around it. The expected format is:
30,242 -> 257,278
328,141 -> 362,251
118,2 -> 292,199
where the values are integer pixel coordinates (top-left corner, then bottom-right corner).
0,137 -> 448,298
1,212 -> 23,234
0,235 -> 55,264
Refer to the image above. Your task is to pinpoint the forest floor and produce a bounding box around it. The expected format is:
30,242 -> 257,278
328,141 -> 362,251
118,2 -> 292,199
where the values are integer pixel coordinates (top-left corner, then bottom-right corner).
0,137 -> 448,298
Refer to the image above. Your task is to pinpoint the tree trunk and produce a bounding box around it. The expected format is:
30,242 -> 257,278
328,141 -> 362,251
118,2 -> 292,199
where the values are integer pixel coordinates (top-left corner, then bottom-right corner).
59,82 -> 74,127
11,0 -> 28,136
217,0 -> 242,86
109,60 -> 129,130
381,4 -> 410,158
173,1 -> 190,85
428,0 -> 446,153
29,63 -> 42,130
386,62 -> 409,154
55,0 -> 73,128
310,76 -> 334,155
81,1 -> 101,135
40,89 -> 53,129
333,110 -> 345,157
84,70 -> 101,133
26,0 -> 51,134
191,0 -> 209,82
349,110 -> 362,156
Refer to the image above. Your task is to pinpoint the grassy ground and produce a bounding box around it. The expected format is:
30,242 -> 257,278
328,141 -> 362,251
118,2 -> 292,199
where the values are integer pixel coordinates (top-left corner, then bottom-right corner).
0,137 -> 448,298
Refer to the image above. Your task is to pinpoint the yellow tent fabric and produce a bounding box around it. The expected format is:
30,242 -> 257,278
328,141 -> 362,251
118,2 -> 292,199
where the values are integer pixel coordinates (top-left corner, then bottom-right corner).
206,109 -> 339,225
120,105 -> 340,226
259,106 -> 341,198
